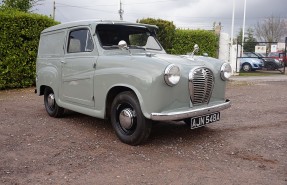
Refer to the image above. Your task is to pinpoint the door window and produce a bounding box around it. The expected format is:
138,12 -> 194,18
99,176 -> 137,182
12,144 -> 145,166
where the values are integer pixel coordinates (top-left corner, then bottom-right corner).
68,29 -> 94,53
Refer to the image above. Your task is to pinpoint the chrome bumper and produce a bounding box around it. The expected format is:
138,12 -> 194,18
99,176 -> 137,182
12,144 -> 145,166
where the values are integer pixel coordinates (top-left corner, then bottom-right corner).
150,99 -> 231,121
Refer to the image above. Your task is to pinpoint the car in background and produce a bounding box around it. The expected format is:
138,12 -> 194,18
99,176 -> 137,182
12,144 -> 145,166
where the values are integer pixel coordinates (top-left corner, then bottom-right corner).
238,53 -> 264,72
268,52 -> 287,66
244,52 -> 283,70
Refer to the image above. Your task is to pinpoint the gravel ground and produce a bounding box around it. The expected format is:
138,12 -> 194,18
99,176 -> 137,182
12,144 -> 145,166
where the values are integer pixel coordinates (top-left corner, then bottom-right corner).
0,79 -> 286,185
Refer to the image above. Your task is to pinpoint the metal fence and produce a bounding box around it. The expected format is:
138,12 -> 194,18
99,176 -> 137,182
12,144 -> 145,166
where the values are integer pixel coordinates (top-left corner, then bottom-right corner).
236,39 -> 287,74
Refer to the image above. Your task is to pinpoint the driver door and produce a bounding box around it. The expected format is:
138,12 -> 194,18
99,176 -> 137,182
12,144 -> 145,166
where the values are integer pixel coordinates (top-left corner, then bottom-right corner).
61,28 -> 97,107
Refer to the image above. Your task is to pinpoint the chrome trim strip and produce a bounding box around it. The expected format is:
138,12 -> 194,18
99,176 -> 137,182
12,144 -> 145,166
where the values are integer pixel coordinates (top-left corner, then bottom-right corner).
150,99 -> 231,121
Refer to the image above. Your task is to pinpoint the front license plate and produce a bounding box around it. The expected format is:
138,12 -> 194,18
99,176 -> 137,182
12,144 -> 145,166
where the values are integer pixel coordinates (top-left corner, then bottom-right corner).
190,112 -> 220,129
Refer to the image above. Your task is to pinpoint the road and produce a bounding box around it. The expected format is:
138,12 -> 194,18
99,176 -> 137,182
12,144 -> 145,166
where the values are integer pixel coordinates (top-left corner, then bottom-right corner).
0,79 -> 286,184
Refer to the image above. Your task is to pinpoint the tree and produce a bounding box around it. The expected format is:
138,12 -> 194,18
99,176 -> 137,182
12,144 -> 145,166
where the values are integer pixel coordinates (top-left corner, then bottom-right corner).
244,28 -> 257,52
236,27 -> 257,52
137,18 -> 176,53
0,0 -> 43,12
255,15 -> 287,42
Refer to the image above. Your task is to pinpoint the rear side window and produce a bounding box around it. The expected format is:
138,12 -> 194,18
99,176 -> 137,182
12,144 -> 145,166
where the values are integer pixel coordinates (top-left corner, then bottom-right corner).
38,31 -> 65,57
68,29 -> 94,53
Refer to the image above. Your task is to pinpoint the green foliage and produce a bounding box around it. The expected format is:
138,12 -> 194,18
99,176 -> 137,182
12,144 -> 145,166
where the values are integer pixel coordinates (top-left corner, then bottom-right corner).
244,28 -> 257,52
170,29 -> 219,58
236,28 -> 257,52
0,0 -> 42,12
138,18 -> 176,53
129,33 -> 148,46
0,9 -> 58,89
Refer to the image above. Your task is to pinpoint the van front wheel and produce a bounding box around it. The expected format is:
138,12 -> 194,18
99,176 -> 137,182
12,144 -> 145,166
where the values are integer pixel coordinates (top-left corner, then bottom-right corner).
111,91 -> 152,145
44,87 -> 64,118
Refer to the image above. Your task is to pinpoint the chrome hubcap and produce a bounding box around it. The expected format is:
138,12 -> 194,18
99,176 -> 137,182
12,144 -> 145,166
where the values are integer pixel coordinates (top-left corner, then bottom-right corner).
119,108 -> 134,130
47,93 -> 55,108
243,65 -> 250,71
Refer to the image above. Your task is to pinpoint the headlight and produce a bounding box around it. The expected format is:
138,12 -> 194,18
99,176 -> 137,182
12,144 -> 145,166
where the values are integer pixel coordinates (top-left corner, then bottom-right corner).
274,59 -> 280,64
220,63 -> 232,81
164,64 -> 181,86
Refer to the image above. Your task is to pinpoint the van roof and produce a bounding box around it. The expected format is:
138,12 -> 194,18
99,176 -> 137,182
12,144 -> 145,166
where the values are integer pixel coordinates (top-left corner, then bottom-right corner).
42,20 -> 158,33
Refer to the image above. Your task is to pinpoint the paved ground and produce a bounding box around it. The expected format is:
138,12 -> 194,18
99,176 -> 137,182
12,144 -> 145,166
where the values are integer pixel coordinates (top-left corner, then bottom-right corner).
0,77 -> 286,185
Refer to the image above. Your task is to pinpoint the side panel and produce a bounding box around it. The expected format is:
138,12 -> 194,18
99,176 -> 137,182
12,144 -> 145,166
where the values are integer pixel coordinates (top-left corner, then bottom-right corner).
36,30 -> 66,97
61,55 -> 97,107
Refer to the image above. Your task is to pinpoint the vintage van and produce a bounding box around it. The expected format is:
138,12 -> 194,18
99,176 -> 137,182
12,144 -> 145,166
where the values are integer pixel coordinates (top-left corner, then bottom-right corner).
36,20 -> 231,145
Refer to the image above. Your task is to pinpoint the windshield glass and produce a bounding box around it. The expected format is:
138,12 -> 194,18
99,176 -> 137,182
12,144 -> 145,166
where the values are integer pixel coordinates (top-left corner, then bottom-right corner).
256,53 -> 265,57
96,24 -> 162,51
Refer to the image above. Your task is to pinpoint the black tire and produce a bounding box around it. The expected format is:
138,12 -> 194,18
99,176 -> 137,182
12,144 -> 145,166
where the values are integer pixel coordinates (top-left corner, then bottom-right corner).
110,91 -> 152,145
44,87 -> 64,118
242,63 -> 252,72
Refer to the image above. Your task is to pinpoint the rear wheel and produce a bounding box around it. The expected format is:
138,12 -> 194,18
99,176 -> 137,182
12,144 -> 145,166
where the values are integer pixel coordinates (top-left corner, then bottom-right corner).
111,91 -> 152,145
44,87 -> 64,118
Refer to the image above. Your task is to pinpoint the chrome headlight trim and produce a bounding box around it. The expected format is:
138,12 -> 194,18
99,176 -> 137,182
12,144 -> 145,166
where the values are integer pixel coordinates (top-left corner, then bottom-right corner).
220,63 -> 232,81
164,64 -> 181,86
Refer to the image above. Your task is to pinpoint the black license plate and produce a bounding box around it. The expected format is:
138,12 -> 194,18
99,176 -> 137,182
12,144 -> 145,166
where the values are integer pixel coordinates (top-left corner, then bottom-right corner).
190,112 -> 220,129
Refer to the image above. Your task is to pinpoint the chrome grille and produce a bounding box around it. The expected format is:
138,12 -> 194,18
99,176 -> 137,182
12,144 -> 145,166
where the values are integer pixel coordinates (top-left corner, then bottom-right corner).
189,67 -> 214,106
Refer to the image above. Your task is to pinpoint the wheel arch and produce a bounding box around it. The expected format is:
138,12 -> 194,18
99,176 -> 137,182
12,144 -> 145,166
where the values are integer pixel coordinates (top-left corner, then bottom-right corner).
39,85 -> 48,96
241,62 -> 252,71
36,66 -> 60,96
242,62 -> 251,67
105,85 -> 143,120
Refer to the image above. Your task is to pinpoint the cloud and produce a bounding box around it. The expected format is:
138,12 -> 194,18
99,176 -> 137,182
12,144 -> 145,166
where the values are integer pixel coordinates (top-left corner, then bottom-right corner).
35,0 -> 287,35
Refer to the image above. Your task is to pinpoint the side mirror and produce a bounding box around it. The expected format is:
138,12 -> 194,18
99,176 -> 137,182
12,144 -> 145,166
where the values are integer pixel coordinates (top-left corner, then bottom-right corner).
118,40 -> 128,50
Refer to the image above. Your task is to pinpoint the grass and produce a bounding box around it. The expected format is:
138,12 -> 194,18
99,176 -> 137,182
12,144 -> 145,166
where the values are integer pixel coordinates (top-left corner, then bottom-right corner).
239,70 -> 285,76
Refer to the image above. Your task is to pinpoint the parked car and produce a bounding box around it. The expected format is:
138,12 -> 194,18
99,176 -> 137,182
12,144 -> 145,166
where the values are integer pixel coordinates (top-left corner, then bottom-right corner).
268,52 -> 287,66
239,53 -> 264,72
244,52 -> 283,70
35,20 -> 231,145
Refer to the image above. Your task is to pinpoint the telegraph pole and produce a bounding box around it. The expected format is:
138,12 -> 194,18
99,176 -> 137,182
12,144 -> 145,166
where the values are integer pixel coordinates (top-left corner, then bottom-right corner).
118,0 -> 124,20
241,0 -> 247,56
230,0 -> 235,46
52,1 -> 56,20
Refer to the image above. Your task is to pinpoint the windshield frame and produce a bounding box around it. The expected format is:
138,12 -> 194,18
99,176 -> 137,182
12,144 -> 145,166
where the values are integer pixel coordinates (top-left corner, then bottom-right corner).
96,24 -> 163,51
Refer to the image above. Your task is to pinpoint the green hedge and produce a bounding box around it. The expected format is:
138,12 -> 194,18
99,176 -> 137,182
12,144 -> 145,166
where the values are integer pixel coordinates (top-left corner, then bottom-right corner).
0,10 -> 58,89
170,29 -> 219,58
138,18 -> 219,57
138,18 -> 176,53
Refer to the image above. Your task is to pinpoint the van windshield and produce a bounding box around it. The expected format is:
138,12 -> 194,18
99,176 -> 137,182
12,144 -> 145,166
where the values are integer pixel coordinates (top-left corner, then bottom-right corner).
96,24 -> 162,51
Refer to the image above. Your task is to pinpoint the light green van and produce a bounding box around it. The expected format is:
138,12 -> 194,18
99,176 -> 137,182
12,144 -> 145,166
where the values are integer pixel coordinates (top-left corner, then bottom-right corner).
36,20 -> 231,145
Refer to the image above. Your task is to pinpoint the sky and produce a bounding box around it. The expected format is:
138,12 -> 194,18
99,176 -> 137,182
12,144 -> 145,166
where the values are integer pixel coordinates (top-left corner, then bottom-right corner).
34,0 -> 287,38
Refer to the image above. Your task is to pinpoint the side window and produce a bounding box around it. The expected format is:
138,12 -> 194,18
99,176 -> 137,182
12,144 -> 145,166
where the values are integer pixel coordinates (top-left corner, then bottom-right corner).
68,29 -> 94,53
250,53 -> 257,57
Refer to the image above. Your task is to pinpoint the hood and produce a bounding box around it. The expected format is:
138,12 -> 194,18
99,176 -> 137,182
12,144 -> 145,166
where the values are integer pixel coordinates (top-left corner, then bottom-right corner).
151,54 -> 202,67
102,51 -> 225,73
131,53 -> 225,73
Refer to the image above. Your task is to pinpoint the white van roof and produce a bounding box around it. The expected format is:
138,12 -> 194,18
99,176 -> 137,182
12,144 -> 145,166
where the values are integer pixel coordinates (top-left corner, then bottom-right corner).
42,20 -> 158,33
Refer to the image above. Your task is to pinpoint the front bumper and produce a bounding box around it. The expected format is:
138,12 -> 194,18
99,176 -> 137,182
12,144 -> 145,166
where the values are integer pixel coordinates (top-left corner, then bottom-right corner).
252,64 -> 263,70
150,99 -> 231,121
